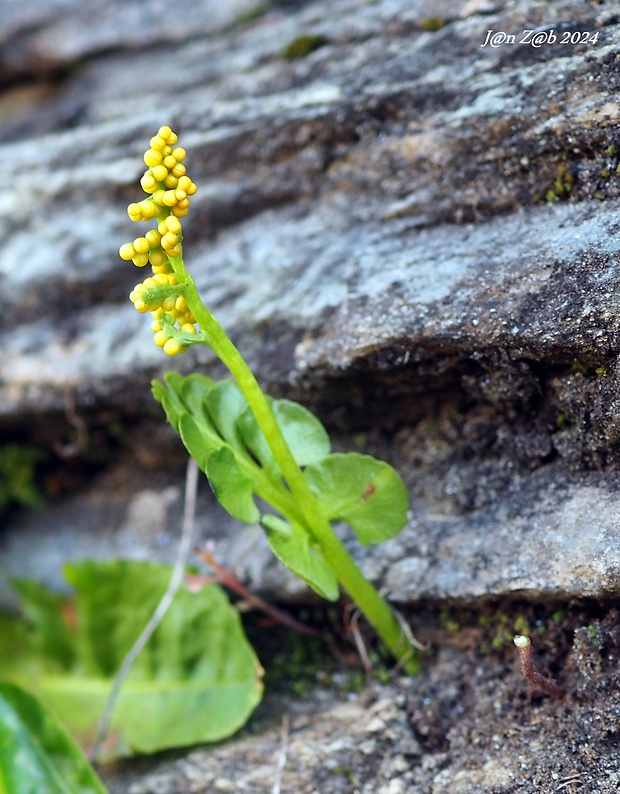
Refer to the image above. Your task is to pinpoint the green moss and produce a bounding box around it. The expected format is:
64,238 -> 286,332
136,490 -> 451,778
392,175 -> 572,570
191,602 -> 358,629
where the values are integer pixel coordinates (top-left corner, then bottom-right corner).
331,767 -> 355,782
570,362 -> 607,377
440,609 -> 461,633
420,16 -> 445,32
343,670 -> 367,693
373,667 -> 391,684
0,444 -> 46,516
513,615 -> 530,636
605,145 -> 616,157
545,164 -> 574,203
480,612 -> 532,650
282,34 -> 328,61
235,4 -> 267,25
249,610 -> 338,697
275,632 -> 326,694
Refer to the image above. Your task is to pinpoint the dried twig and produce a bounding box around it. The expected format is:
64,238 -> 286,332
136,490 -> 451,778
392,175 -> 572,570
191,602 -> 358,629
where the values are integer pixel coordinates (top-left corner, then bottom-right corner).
192,544 -> 324,639
555,774 -> 585,791
348,607 -> 372,686
393,608 -> 430,652
53,386 -> 89,459
392,607 -> 429,673
513,635 -> 565,698
344,605 -> 427,678
91,457 -> 199,759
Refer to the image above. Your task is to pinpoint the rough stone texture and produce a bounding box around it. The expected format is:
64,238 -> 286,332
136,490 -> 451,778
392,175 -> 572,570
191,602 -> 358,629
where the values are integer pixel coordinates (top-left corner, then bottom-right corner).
2,0 -> 620,790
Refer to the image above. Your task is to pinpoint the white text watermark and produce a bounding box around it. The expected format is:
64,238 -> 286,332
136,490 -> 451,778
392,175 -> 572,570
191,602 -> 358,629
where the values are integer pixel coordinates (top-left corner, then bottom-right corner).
481,28 -> 600,48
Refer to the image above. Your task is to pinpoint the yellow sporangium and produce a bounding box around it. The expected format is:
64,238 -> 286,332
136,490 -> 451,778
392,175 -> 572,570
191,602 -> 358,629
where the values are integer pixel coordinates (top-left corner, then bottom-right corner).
120,126 -> 198,355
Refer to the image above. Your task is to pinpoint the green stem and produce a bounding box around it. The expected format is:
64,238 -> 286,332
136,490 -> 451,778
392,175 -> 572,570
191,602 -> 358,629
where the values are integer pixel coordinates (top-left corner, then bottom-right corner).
169,254 -> 419,674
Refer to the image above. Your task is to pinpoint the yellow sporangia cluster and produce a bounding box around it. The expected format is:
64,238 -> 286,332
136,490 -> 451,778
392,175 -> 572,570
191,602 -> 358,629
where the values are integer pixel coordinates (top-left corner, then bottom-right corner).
120,126 -> 198,356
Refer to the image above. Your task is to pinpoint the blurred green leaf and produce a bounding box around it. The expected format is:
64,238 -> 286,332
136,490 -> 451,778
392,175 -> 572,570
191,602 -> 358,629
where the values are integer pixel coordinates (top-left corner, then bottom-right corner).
261,515 -> 339,601
304,453 -> 409,545
0,614 -> 37,684
10,579 -> 75,672
0,561 -> 263,759
0,682 -> 108,794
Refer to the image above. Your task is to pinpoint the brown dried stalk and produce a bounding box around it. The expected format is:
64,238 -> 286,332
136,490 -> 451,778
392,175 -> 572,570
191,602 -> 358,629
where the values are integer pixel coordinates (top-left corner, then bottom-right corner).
192,544 -> 324,639
513,635 -> 565,698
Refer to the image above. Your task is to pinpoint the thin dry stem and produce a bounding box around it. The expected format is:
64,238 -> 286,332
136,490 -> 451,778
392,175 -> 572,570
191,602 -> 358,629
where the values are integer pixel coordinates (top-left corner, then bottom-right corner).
513,635 -> 565,698
192,544 -> 324,639
91,457 -> 199,759
348,608 -> 373,687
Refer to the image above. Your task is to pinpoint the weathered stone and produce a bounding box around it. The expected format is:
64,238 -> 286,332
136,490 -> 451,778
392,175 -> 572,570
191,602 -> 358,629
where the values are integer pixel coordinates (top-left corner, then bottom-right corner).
0,0 -> 265,82
2,0 -> 620,421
